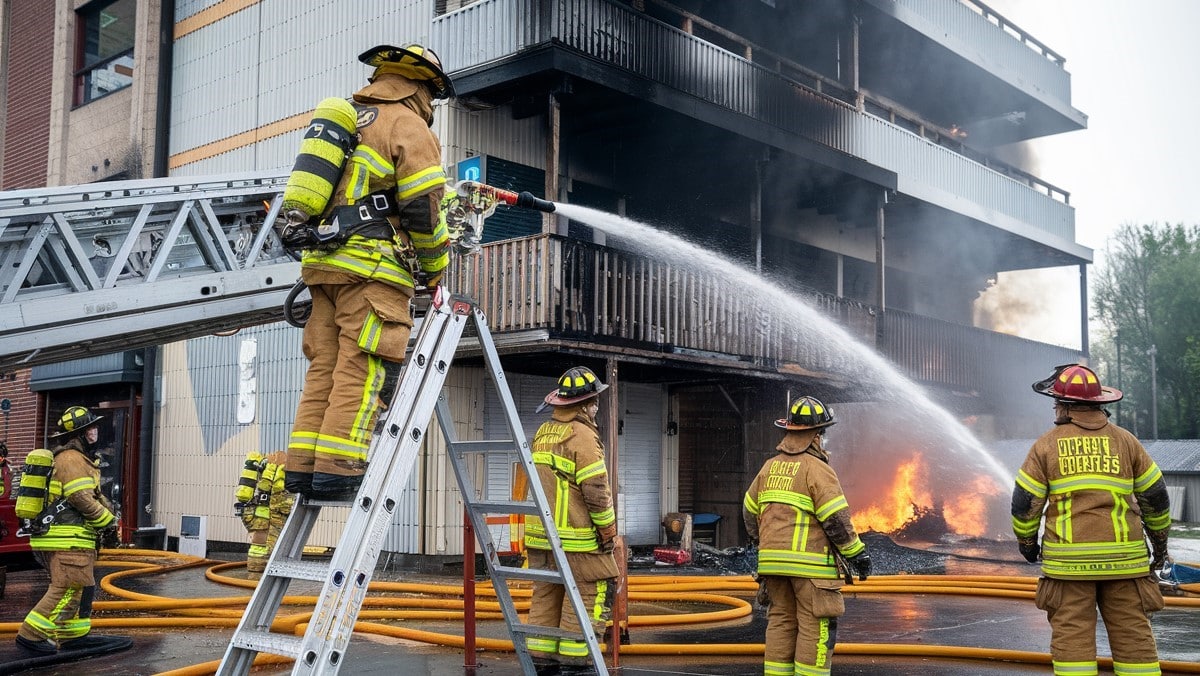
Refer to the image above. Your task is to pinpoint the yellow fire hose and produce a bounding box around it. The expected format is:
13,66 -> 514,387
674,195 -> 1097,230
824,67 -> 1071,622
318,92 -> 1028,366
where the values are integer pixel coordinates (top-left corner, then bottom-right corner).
2,549 -> 1198,675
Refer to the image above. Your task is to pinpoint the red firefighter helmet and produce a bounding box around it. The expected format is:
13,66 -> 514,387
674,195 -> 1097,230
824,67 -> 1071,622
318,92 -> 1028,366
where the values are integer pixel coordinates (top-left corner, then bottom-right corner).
51,406 -> 104,439
1032,363 -> 1122,404
775,396 -> 836,430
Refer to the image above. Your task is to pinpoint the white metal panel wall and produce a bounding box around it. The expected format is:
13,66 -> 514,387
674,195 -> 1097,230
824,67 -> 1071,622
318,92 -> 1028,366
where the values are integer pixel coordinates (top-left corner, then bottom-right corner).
170,0 -> 437,169
617,382 -> 663,545
421,365 -> 485,555
439,102 -> 547,172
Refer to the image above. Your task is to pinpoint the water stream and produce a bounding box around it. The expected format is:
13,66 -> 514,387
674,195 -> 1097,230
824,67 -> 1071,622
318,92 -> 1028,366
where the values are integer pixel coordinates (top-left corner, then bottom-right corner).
554,202 -> 1016,536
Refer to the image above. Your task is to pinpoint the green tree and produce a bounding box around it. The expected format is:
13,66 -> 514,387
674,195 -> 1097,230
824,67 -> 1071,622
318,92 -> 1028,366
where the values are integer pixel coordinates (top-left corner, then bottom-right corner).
1091,223 -> 1200,439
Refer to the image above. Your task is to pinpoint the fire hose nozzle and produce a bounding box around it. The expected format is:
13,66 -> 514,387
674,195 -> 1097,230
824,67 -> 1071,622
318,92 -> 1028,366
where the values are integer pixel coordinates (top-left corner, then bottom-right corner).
515,191 -> 556,213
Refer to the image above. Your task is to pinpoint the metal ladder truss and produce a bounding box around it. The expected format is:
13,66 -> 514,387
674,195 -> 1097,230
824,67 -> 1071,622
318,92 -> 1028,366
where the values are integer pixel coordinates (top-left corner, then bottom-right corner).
218,290 -> 607,676
0,172 -> 293,369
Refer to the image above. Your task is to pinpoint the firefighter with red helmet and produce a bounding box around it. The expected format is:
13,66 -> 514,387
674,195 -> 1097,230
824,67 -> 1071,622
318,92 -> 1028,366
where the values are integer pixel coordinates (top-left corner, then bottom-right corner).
1012,363 -> 1171,676
16,407 -> 127,655
282,44 -> 453,500
524,366 -> 619,676
743,396 -> 869,676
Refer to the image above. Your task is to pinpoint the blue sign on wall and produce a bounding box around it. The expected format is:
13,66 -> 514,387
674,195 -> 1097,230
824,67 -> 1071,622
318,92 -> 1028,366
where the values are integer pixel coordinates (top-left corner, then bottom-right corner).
457,155 -> 483,183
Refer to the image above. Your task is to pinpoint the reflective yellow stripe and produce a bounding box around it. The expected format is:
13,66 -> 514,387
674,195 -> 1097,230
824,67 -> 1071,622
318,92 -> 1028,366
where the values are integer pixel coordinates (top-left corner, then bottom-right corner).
814,495 -> 848,520
1016,469 -> 1047,498
350,354 -> 385,442
1133,464 -> 1163,491
61,476 -> 97,497
576,458 -> 607,483
759,489 -> 815,513
313,433 -> 369,462
396,165 -> 446,199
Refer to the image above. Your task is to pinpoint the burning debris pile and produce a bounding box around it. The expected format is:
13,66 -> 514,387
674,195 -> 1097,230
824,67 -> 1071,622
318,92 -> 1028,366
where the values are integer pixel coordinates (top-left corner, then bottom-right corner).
831,403 -> 1013,542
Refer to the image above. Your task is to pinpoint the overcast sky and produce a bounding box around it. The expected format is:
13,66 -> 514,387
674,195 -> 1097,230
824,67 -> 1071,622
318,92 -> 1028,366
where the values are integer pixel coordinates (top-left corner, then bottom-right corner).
976,0 -> 1200,349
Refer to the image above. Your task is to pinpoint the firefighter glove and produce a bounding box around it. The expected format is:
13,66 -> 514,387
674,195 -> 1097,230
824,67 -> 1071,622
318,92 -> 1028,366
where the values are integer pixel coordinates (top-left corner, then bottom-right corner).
597,524 -> 617,554
847,551 -> 871,581
98,525 -> 121,550
1148,528 -> 1170,570
752,573 -> 771,607
1017,537 -> 1041,563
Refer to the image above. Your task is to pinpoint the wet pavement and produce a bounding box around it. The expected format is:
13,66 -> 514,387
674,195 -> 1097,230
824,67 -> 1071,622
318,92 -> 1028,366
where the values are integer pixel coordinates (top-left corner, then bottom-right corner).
1,533 -> 1198,675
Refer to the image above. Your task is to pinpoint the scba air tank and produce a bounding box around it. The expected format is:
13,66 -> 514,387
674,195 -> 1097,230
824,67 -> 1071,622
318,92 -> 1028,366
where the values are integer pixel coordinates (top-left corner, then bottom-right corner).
282,97 -> 359,219
14,448 -> 55,520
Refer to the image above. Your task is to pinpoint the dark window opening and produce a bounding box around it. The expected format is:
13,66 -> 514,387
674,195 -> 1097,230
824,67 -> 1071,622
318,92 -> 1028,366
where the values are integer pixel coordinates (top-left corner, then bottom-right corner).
74,0 -> 136,106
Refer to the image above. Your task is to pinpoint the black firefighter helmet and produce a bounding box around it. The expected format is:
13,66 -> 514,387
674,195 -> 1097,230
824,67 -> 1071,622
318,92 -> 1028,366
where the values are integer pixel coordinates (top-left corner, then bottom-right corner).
775,396 -> 836,431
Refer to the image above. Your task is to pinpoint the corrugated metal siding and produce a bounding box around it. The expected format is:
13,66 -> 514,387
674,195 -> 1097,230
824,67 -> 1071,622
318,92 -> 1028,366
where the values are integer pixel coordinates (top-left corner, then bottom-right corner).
170,0 -> 437,167
421,365 -> 486,555
176,0 -> 224,22
617,382 -> 663,545
440,102 -> 547,170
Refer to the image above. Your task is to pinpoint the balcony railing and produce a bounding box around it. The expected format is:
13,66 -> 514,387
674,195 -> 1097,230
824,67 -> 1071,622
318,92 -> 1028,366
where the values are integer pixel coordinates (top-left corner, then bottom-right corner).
432,0 -> 1076,245
448,234 -> 1082,393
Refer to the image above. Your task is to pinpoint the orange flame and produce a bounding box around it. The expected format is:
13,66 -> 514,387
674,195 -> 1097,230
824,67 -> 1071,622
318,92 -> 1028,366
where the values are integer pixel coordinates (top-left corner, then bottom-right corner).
851,455 -> 933,533
942,475 -> 1002,536
850,453 -> 1000,537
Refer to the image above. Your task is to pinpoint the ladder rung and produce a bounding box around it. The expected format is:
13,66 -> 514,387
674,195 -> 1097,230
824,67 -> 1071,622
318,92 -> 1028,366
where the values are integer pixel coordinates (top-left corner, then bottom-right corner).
302,496 -> 356,508
266,559 -> 329,582
509,622 -> 589,641
468,499 -> 539,515
490,565 -> 567,584
231,629 -> 302,658
450,439 -> 518,454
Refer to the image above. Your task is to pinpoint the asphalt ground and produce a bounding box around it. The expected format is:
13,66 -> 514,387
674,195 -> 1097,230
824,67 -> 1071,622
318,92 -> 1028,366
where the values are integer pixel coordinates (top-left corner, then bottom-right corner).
1,533 -> 1198,675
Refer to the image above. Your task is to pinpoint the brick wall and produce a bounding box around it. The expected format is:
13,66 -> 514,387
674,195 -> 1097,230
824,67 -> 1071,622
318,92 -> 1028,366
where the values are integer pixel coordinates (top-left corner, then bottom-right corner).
0,369 -> 45,468
2,0 -> 54,190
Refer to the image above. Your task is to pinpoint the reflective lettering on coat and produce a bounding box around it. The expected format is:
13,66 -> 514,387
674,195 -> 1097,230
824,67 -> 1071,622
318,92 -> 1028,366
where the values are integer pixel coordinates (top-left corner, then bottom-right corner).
765,460 -> 801,490
532,424 -> 571,453
1055,436 -> 1120,476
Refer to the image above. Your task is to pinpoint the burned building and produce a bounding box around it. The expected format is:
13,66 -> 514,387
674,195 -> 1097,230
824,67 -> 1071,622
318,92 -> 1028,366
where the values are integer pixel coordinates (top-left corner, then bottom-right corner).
2,0 -> 1091,555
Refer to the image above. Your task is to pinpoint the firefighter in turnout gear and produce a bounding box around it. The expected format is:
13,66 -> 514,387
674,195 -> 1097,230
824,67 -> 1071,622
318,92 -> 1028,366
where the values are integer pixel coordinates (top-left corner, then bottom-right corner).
1012,364 -> 1171,676
524,367 -> 619,675
16,407 -> 124,655
282,43 -> 453,500
235,451 -> 293,579
743,396 -> 870,676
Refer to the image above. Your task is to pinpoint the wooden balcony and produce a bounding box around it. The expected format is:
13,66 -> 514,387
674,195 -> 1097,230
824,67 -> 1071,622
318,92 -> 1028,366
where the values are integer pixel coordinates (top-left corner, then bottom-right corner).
448,234 -> 1082,396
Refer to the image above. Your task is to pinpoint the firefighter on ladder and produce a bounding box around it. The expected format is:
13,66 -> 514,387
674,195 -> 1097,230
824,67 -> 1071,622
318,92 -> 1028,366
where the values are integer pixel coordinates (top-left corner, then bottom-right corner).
16,407 -> 126,655
281,44 -> 454,500
524,367 -> 619,676
235,451 -> 293,579
743,396 -> 870,676
1012,363 -> 1171,676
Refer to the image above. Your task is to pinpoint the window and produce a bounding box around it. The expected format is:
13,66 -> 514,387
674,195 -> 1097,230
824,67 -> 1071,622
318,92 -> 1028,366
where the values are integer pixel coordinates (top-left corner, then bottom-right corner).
74,0 -> 136,105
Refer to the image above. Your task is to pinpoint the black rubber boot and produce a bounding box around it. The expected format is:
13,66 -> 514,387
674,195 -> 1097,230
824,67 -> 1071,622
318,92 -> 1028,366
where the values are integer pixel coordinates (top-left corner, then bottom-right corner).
284,472 -> 312,496
310,472 -> 363,501
531,657 -> 561,676
15,635 -> 57,654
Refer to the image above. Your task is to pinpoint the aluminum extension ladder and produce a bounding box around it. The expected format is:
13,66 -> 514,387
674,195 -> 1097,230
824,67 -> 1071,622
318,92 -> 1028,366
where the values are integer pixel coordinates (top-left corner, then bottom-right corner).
217,289 -> 608,676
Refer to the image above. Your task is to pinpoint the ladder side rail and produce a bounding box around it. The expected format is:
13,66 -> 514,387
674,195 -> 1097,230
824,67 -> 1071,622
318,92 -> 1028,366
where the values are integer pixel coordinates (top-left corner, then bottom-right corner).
0,171 -> 289,209
474,306 -> 610,675
0,183 -> 286,219
295,299 -> 471,675
433,394 -> 541,674
0,215 -> 8,239
217,501 -> 326,676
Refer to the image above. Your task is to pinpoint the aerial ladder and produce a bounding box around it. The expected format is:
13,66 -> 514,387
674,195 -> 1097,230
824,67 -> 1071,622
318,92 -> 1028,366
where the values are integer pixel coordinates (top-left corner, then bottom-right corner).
0,173 -> 603,674
0,172 -> 296,370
